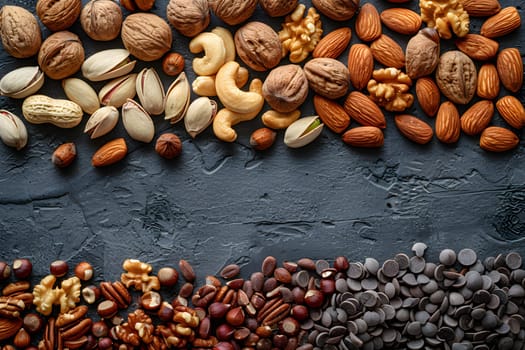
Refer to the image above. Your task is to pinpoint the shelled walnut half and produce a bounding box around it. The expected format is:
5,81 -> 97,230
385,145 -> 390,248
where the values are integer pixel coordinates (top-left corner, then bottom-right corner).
368,68 -> 414,112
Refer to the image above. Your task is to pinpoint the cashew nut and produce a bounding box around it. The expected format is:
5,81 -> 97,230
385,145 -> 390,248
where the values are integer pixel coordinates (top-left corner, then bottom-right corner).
262,110 -> 301,129
192,67 -> 249,96
189,32 -> 226,76
213,79 -> 263,142
216,61 -> 264,114
211,27 -> 236,63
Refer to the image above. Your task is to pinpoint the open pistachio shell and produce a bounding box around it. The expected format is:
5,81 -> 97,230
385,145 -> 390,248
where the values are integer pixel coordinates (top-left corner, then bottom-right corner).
0,66 -> 44,99
165,72 -> 190,124
0,110 -> 28,150
121,99 -> 155,143
84,106 -> 119,139
184,97 -> 217,138
136,67 -> 165,116
284,116 -> 324,148
62,78 -> 100,115
82,49 -> 137,82
99,74 -> 137,108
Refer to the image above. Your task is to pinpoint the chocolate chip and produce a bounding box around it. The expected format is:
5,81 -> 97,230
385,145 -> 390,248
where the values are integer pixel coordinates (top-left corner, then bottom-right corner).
458,248 -> 477,266
505,252 -> 522,270
411,242 -> 427,257
382,259 -> 399,278
439,249 -> 457,266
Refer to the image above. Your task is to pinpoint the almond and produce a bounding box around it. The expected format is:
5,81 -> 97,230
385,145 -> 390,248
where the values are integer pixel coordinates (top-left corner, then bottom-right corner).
92,138 -> 127,167
460,100 -> 494,136
52,142 -> 77,168
394,114 -> 433,144
355,3 -> 382,42
480,126 -> 519,152
0,318 -> 23,341
312,27 -> 352,59
496,95 -> 525,129
343,91 -> 386,129
380,8 -> 422,35
342,126 -> 384,148
477,64 -> 500,100
496,48 -> 523,93
416,77 -> 440,117
370,34 -> 405,69
347,44 -> 374,91
460,0 -> 501,17
313,95 -> 350,133
435,101 -> 460,143
480,6 -> 521,38
455,34 -> 499,61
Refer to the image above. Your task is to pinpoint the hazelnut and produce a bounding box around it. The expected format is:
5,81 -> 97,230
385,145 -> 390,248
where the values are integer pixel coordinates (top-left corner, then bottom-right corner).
23,313 -> 44,334
291,286 -> 305,304
320,278 -> 335,294
92,321 -> 109,338
50,260 -> 69,277
155,133 -> 182,159
215,323 -> 234,341
0,261 -> 11,281
82,285 -> 100,304
97,300 -> 118,318
179,282 -> 194,298
140,291 -> 162,311
280,317 -> 300,336
209,302 -> 231,318
162,53 -> 185,76
304,289 -> 324,308
290,305 -> 308,321
273,334 -> 289,349
250,128 -> 276,151
12,258 -> 32,279
334,256 -> 349,271
98,337 -> 113,350
157,267 -> 179,287
52,143 -> 76,168
157,302 -> 174,321
13,328 -> 31,348
255,325 -> 272,338
225,306 -> 245,327
74,261 -> 94,281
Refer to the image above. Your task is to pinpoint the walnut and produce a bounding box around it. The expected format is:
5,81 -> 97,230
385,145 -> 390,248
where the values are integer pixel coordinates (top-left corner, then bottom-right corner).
304,57 -> 350,99
436,50 -> 477,105
80,0 -> 123,41
38,31 -> 84,80
32,275 -> 81,316
58,277 -> 81,314
263,64 -> 309,113
167,0 -> 210,37
121,259 -> 161,292
0,6 -> 42,58
121,13 -> 172,62
209,0 -> 257,26
405,28 -> 440,80
260,0 -> 298,17
367,68 -> 414,112
420,0 -> 469,39
235,22 -> 282,72
115,309 -> 154,346
278,5 -> 323,63
36,0 -> 82,32
312,0 -> 359,21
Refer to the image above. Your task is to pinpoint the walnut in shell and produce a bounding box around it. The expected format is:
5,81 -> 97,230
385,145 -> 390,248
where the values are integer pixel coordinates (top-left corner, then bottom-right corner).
312,0 -> 359,21
260,0 -> 298,17
167,0 -> 210,38
235,22 -> 282,72
209,0 -> 257,26
405,28 -> 440,80
121,13 -> 172,62
263,65 -> 309,113
304,58 -> 350,99
36,0 -> 82,32
436,50 -> 477,105
0,6 -> 42,58
38,31 -> 84,80
81,0 -> 123,42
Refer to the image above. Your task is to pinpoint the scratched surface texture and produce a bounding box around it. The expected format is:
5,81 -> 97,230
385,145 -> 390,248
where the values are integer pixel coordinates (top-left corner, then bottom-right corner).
0,0 -> 524,280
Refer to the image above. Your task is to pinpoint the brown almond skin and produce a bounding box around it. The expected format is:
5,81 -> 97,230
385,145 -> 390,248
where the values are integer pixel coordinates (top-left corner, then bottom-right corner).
480,7 -> 521,38
312,27 -> 352,59
497,48 -> 523,93
477,64 -> 500,100
496,96 -> 525,129
343,91 -> 386,129
347,44 -> 374,91
355,3 -> 381,42
370,34 -> 405,69
380,8 -> 421,35
480,126 -> 519,152
395,114 -> 433,144
416,77 -> 440,117
435,101 -> 460,144
342,126 -> 384,148
460,100 -> 494,136
461,0 -> 501,17
52,142 -> 77,168
91,138 -> 127,167
455,34 -> 499,61
313,95 -> 351,133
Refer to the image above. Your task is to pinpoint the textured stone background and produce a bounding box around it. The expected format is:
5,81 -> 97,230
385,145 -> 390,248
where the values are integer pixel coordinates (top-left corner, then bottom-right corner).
0,0 -> 524,282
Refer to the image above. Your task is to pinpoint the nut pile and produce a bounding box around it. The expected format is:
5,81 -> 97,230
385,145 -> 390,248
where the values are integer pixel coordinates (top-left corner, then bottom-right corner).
0,244 -> 524,350
0,0 -> 523,167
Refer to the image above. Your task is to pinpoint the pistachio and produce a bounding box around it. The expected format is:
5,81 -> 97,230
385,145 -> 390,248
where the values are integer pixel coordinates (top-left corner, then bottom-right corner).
62,78 -> 100,115
84,106 -> 119,139
284,116 -> 324,148
99,74 -> 137,108
165,72 -> 190,124
0,110 -> 28,150
121,99 -> 155,143
81,49 -> 136,82
184,97 -> 217,138
0,66 -> 44,99
136,67 -> 165,115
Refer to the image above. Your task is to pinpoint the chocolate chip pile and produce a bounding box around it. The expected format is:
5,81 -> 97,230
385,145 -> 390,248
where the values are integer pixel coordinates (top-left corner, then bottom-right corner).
0,244 -> 524,350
